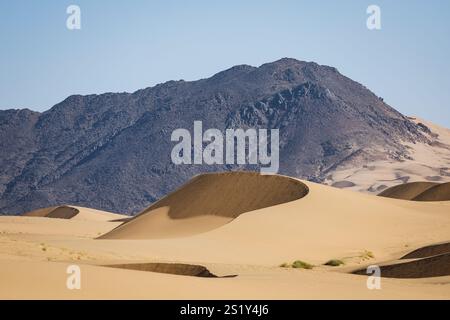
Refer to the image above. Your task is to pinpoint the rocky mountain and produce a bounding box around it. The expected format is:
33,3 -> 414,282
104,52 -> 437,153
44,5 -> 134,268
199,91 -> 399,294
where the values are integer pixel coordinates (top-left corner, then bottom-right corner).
0,58 -> 434,215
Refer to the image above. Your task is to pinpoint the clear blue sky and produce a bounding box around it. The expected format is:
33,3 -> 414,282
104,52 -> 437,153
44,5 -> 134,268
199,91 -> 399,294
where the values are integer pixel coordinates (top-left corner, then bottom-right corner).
1,0 -> 449,127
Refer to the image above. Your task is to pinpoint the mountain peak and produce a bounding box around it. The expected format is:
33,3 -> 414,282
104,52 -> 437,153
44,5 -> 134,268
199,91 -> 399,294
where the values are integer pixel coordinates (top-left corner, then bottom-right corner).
209,64 -> 257,82
264,57 -> 308,66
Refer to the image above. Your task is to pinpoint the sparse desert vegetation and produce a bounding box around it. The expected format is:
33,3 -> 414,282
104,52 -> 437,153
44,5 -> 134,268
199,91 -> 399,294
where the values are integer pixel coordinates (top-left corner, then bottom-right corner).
324,259 -> 345,266
292,260 -> 314,269
361,250 -> 375,260
279,260 -> 314,269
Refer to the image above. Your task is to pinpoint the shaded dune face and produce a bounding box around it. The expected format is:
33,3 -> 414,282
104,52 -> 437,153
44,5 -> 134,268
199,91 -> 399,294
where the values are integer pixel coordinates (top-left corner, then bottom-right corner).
140,172 -> 309,219
353,243 -> 450,279
413,182 -> 450,201
353,253 -> 450,279
401,242 -> 450,259
104,263 -> 235,278
377,182 -> 439,200
99,172 -> 309,239
22,205 -> 80,219
378,181 -> 450,201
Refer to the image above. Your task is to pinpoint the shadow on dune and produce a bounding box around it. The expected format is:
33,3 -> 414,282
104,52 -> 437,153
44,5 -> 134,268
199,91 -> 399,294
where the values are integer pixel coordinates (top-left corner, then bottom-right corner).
377,182 -> 439,200
413,182 -> 450,201
22,205 -> 80,219
353,243 -> 450,279
108,217 -> 132,223
103,262 -> 236,278
140,171 -> 309,219
378,181 -> 450,201
353,253 -> 450,279
401,242 -> 450,259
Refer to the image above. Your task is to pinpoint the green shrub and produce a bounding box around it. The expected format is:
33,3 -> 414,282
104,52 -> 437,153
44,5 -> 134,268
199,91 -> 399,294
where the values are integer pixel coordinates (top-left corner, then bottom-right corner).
324,259 -> 344,266
292,260 -> 314,269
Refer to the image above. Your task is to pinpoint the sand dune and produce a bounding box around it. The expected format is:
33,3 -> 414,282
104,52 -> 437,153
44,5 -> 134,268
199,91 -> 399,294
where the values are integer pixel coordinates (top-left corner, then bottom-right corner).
23,206 -> 80,219
23,205 -> 127,222
354,253 -> 450,278
378,181 -> 450,201
378,182 -> 439,200
98,174 -> 450,266
413,182 -> 450,201
402,242 -> 450,259
100,172 -> 308,239
105,262 -> 233,278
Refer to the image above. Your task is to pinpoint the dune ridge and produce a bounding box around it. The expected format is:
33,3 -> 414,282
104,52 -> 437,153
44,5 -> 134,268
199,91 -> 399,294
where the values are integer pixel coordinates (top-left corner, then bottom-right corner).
377,182 -> 439,200
378,181 -> 450,201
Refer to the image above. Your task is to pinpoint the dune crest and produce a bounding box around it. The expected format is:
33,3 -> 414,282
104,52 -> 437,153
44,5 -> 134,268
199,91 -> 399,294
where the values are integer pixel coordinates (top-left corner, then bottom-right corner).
99,172 -> 309,239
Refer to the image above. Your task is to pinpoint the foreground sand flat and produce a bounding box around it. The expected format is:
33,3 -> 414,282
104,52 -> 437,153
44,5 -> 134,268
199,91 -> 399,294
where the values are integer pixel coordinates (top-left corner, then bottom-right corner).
2,259 -> 449,300
0,176 -> 449,299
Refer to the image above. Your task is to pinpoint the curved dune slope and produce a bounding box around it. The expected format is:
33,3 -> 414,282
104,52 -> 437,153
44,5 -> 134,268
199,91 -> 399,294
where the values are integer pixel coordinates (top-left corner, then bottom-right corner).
23,205 -> 127,222
96,179 -> 450,266
99,172 -> 309,239
412,182 -> 450,201
377,182 -> 439,200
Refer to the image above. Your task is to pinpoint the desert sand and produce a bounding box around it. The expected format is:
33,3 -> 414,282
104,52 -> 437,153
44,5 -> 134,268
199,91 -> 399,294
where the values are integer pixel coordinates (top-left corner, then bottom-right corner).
0,172 -> 449,299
